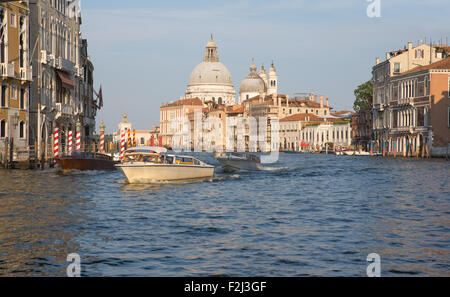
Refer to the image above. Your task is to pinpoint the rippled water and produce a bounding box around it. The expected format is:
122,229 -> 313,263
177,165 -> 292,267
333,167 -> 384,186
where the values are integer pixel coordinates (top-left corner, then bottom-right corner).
0,154 -> 449,276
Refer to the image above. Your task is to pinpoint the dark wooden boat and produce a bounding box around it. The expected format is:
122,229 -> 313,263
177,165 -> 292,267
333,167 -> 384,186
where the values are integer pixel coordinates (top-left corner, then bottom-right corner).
59,152 -> 116,171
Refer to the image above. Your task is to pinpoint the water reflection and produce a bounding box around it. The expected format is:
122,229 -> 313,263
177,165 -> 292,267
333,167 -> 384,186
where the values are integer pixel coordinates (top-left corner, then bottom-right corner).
0,155 -> 449,276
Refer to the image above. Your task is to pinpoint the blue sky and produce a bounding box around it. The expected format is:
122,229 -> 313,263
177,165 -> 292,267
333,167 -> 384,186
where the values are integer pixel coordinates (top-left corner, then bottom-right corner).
80,0 -> 450,133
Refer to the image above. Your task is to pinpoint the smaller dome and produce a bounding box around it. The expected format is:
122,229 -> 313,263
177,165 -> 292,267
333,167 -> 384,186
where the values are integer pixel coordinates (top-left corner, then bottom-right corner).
207,40 -> 217,48
240,60 -> 267,93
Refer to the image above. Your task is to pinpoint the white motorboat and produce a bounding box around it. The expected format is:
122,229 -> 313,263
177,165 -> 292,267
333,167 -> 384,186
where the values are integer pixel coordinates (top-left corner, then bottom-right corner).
215,152 -> 264,172
116,147 -> 215,183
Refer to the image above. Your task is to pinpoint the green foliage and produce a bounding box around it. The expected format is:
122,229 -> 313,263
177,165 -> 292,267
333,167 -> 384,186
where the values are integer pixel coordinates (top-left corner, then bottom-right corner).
353,80 -> 373,111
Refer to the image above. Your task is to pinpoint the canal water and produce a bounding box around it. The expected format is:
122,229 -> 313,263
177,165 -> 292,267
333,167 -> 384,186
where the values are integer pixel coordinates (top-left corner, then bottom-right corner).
0,154 -> 449,276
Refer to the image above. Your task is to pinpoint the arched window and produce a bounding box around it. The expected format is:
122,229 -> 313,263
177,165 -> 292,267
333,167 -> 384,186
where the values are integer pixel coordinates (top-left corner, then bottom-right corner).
19,121 -> 25,139
218,97 -> 222,105
0,119 -> 6,138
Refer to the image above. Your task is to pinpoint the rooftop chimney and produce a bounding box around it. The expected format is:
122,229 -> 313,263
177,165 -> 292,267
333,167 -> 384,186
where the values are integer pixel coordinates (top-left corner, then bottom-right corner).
408,42 -> 412,50
326,97 -> 329,107
315,95 -> 319,103
320,96 -> 324,108
376,57 -> 380,65
286,95 -> 290,108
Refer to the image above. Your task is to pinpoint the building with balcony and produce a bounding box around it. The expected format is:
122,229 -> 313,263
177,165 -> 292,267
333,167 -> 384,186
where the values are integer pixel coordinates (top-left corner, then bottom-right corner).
0,1 -> 32,164
372,41 -> 450,157
28,0 -> 96,159
387,57 -> 450,157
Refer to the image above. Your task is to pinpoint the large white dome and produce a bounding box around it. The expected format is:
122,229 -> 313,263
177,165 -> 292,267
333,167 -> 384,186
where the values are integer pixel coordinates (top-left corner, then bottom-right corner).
188,61 -> 233,87
185,35 -> 236,106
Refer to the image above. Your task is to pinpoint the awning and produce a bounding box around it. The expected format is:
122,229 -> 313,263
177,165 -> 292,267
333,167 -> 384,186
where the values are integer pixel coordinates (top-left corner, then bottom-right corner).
56,70 -> 75,90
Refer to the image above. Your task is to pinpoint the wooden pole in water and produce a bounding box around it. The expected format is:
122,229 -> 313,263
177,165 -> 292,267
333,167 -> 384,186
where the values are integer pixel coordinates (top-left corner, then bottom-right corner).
53,127 -> 59,166
100,120 -> 105,153
68,129 -> 73,155
394,140 -> 397,158
76,121 -> 81,152
120,130 -> 125,162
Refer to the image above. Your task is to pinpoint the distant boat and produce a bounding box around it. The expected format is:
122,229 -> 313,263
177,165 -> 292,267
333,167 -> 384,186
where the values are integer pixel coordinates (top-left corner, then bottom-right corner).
59,151 -> 116,171
116,147 -> 214,183
283,149 -> 303,154
216,152 -> 264,172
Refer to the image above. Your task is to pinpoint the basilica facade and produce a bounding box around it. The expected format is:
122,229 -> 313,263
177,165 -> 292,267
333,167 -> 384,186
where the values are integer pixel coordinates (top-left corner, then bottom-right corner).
184,35 -> 278,106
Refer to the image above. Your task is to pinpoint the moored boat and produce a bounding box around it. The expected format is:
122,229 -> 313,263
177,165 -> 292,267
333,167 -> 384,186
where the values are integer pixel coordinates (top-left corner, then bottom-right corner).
59,152 -> 116,171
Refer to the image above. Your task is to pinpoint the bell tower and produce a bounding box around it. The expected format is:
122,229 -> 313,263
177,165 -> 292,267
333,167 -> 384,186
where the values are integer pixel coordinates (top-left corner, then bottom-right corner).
267,62 -> 278,95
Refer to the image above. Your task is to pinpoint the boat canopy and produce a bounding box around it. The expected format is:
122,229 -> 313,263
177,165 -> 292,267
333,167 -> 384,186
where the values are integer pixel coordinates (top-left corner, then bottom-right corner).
125,146 -> 168,154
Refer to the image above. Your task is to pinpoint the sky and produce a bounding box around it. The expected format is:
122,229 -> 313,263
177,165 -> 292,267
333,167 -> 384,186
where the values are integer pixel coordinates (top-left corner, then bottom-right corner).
79,0 -> 450,133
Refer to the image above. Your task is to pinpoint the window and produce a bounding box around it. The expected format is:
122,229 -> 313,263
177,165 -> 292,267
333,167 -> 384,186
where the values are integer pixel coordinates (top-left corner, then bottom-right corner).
1,85 -> 6,107
10,85 -> 17,100
10,12 -> 16,28
19,121 -> 25,139
0,119 -> 6,138
20,89 -> 25,110
394,63 -> 400,73
416,49 -> 424,59
140,137 -> 145,145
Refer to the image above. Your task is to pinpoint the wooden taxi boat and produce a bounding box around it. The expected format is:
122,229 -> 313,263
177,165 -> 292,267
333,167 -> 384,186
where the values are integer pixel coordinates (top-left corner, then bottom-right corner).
59,152 -> 116,171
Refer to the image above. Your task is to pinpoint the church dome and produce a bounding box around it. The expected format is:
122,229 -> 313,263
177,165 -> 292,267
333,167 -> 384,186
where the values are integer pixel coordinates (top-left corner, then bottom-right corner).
185,35 -> 236,106
188,61 -> 233,87
239,59 -> 267,93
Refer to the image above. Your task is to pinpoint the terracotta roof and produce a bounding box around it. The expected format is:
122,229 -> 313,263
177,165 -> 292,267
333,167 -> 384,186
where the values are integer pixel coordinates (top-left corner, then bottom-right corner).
332,110 -> 353,116
244,94 -> 331,108
280,113 -> 320,122
226,104 -> 245,114
400,57 -> 450,75
162,98 -> 203,107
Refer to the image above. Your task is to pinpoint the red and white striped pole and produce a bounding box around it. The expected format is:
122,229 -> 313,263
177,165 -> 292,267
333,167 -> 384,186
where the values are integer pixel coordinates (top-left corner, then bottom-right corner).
120,130 -> 125,162
127,129 -> 131,149
100,120 -> 105,153
53,127 -> 59,165
68,129 -> 73,155
76,121 -> 81,152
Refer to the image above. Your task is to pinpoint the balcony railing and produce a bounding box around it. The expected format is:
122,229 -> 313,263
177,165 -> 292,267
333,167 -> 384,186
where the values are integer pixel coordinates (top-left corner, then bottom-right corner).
0,63 -> 15,78
56,57 -> 75,73
398,97 -> 414,106
20,67 -> 33,82
55,103 -> 74,118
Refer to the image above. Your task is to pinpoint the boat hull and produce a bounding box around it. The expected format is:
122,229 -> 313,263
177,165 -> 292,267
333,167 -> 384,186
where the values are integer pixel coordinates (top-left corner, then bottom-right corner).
117,164 -> 214,183
59,156 -> 116,171
217,158 -> 263,172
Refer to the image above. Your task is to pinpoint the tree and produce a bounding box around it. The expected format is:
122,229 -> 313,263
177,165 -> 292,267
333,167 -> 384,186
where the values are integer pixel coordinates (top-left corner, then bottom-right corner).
353,80 -> 373,111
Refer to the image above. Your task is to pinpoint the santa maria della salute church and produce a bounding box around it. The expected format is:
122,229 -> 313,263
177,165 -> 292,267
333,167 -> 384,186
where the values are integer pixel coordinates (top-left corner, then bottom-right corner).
184,35 -> 278,105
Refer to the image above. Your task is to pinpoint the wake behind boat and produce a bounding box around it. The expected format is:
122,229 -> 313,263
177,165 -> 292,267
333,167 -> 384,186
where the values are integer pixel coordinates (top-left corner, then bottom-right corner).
215,152 -> 264,172
116,147 -> 214,183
